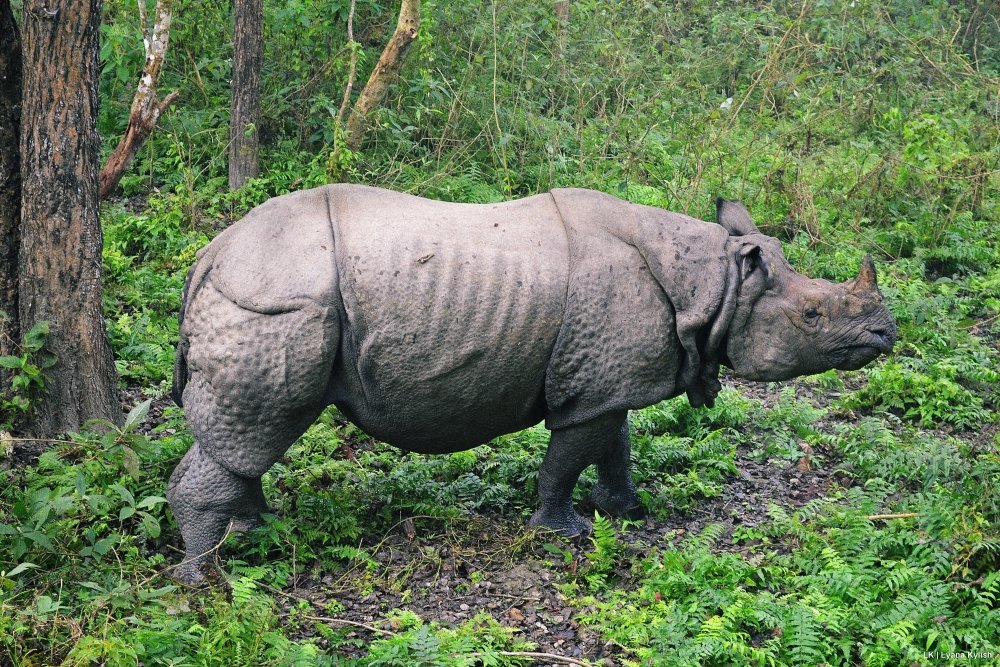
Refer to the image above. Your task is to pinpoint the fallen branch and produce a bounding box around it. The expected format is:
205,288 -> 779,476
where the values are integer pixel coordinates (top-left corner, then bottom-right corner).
864,513 -> 920,520
303,614 -> 395,636
99,0 -> 178,199
469,651 -> 593,666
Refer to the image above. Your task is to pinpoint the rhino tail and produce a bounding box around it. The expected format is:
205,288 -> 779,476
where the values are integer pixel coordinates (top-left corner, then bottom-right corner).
171,246 -> 218,407
171,264 -> 196,407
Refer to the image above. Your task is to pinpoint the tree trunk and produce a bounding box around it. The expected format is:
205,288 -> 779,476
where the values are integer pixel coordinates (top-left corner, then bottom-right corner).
0,0 -> 21,374
99,0 -> 178,200
19,0 -> 122,434
229,0 -> 264,190
344,0 -> 420,152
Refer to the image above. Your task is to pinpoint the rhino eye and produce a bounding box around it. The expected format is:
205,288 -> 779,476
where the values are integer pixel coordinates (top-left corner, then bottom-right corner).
804,307 -> 821,322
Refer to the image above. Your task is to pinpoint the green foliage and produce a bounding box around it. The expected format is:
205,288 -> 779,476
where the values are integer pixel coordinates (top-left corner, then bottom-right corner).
585,494 -> 1000,666
844,264 -> 1000,428
357,612 -> 534,667
850,356 -> 995,428
0,321 -> 55,429
579,513 -> 622,591
0,406 -> 330,665
582,401 -> 1000,666
625,391 -> 749,515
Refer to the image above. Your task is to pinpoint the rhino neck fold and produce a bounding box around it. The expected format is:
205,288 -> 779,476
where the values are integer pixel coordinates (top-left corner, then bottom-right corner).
544,189 -> 731,425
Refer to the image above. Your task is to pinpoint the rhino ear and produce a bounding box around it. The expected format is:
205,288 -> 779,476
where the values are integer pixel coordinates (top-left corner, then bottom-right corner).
716,198 -> 760,236
739,243 -> 767,281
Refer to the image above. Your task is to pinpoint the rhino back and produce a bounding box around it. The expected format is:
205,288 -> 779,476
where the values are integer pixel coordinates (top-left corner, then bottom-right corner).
327,185 -> 569,452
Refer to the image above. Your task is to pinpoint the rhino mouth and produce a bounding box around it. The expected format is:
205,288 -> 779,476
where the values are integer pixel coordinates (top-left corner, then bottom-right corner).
835,347 -> 880,370
866,327 -> 897,354
834,339 -> 893,370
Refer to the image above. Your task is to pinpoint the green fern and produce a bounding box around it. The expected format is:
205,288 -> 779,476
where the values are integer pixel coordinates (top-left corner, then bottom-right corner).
782,604 -> 825,666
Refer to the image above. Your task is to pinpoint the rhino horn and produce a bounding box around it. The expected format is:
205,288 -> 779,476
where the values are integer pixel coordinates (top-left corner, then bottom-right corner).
716,198 -> 760,236
847,254 -> 879,294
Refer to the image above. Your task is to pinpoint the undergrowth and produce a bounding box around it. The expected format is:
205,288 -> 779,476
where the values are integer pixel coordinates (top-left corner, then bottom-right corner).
2,0 -> 999,663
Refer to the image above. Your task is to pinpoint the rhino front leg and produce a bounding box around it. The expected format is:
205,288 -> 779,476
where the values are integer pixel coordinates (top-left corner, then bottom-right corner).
529,411 -> 634,536
589,418 -> 644,520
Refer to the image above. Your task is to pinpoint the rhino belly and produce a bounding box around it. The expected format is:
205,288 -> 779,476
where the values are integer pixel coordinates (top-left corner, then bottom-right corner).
325,185 -> 569,453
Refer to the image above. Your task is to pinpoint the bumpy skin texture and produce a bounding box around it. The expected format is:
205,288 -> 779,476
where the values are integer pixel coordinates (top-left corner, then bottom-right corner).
168,185 -> 896,583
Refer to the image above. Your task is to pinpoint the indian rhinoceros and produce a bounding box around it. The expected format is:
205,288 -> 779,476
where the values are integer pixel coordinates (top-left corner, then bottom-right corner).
167,184 -> 896,583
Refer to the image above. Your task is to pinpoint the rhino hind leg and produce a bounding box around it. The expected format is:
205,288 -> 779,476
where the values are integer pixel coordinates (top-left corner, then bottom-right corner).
169,287 -> 338,583
168,387 -> 328,583
167,443 -> 257,583
228,476 -> 268,532
529,411 -> 639,536
589,418 -> 644,520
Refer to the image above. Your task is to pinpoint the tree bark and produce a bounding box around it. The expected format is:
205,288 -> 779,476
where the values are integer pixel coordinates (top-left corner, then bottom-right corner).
0,0 -> 21,373
98,0 -> 178,200
229,0 -> 264,190
344,0 -> 420,152
19,0 -> 122,433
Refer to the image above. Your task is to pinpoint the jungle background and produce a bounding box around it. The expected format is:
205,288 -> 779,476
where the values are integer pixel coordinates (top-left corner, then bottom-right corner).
2,0 -> 999,664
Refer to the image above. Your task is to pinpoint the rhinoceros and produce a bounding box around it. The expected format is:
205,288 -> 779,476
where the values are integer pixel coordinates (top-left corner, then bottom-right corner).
167,184 -> 896,583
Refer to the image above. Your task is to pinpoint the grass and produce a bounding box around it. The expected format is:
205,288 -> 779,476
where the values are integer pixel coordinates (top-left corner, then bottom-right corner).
3,0 -> 1000,664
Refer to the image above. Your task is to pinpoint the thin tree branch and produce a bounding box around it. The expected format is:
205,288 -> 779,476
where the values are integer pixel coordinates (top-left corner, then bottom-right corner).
99,0 -> 177,199
343,0 -> 420,151
336,0 -> 358,126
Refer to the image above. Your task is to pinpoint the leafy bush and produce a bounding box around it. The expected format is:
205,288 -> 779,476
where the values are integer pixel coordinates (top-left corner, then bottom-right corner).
0,321 -> 55,430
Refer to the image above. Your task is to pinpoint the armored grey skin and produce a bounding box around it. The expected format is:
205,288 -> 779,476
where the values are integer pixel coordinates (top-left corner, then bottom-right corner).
167,185 -> 896,583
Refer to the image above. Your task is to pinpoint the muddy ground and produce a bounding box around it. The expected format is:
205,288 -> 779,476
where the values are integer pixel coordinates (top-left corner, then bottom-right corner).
267,377 -> 872,666
274,436 -> 841,666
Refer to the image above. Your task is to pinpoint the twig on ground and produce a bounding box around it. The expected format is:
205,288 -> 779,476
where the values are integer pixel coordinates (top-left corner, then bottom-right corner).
303,614 -> 396,636
864,513 -> 920,520
467,651 -> 594,666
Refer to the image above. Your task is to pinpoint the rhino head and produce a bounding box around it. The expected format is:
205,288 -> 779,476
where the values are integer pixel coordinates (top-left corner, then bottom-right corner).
714,199 -> 897,382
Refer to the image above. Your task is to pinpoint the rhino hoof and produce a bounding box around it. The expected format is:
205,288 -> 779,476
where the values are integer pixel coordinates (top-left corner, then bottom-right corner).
528,508 -> 591,538
229,515 -> 264,533
170,563 -> 207,586
589,486 -> 645,520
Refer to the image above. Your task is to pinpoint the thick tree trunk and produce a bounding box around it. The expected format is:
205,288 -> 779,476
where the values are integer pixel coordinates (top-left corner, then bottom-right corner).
19,0 -> 122,433
0,0 -> 21,374
99,0 -> 178,200
229,0 -> 264,190
344,0 -> 420,151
